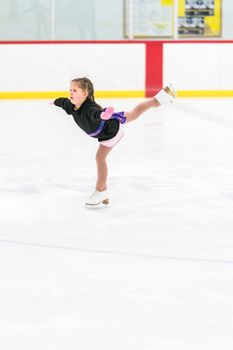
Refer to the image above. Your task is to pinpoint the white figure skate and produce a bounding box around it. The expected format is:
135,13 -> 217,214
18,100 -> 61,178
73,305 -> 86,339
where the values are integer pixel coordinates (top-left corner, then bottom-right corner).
154,84 -> 176,104
85,190 -> 109,207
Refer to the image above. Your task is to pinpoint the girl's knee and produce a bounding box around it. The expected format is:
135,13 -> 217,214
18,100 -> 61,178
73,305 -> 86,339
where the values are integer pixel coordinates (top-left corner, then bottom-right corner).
96,151 -> 106,163
96,145 -> 111,162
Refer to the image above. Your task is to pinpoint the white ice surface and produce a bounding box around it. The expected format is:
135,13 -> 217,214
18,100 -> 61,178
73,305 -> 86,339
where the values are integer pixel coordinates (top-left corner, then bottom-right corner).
0,98 -> 233,349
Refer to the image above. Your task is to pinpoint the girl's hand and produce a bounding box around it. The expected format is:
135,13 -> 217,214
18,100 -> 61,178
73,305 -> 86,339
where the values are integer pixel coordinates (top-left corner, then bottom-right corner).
100,106 -> 114,120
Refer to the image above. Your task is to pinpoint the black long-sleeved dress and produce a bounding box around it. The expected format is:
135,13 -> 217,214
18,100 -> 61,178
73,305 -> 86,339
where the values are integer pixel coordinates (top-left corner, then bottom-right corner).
54,97 -> 120,142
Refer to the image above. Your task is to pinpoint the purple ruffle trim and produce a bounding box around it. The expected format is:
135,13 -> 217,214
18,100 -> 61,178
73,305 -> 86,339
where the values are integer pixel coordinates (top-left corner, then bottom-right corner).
110,111 -> 126,124
88,110 -> 126,137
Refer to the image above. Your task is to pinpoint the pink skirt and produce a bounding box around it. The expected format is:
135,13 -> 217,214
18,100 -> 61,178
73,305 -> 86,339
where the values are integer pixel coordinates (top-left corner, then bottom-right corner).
99,124 -> 124,148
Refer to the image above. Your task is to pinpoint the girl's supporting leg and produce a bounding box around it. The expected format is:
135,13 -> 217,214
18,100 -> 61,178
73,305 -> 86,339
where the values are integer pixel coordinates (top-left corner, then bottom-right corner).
125,97 -> 159,123
95,144 -> 112,191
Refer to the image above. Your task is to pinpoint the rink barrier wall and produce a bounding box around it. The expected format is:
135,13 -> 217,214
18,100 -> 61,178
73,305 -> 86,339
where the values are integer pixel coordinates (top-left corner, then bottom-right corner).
0,41 -> 149,99
163,41 -> 233,97
1,40 -> 233,99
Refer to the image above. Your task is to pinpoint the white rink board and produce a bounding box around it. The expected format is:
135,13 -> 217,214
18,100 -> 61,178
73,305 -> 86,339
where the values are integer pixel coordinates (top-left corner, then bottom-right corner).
1,42 -> 233,94
0,44 -> 145,91
163,43 -> 233,90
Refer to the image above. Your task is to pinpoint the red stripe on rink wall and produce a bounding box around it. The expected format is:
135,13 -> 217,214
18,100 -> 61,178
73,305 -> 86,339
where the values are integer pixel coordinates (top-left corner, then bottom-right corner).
145,42 -> 163,97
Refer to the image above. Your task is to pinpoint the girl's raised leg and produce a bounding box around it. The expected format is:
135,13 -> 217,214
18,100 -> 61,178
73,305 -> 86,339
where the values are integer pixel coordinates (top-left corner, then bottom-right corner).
125,97 -> 159,123
125,84 -> 176,123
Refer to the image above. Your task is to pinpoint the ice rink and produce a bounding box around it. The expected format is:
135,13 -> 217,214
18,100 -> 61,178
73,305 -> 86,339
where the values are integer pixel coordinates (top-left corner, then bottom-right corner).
1,97 -> 233,349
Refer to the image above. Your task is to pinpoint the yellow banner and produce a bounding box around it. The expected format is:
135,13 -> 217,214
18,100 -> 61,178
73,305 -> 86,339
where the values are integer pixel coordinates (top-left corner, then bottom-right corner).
161,0 -> 174,5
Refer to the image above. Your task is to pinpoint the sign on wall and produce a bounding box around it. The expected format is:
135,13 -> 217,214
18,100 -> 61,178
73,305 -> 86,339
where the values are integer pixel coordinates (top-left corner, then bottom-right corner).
124,0 -> 221,38
178,0 -> 221,37
124,0 -> 174,38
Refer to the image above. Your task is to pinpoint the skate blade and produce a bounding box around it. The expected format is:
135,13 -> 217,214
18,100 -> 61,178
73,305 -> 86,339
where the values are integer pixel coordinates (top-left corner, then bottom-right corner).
164,84 -> 176,99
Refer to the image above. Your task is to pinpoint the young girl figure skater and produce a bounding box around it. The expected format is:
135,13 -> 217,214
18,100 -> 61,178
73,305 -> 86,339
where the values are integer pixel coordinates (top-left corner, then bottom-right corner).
52,77 -> 175,206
